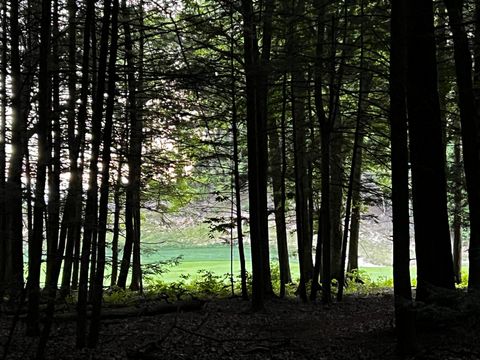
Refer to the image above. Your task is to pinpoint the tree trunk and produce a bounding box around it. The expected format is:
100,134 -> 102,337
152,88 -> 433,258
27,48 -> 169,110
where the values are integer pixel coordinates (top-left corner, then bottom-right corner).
6,0 -> 25,300
130,1 -> 145,292
45,0 -> 61,292
337,17 -> 373,299
452,130 -> 463,284
240,0 -> 272,310
88,0 -> 119,346
0,0 -> 8,298
257,0 -> 274,297
406,0 -> 454,300
111,159 -> 124,287
289,0 -> 312,302
117,0 -> 142,290
77,0 -> 112,348
268,73 -> 291,298
27,0 -> 52,336
390,0 -> 416,353
311,0 -> 331,303
444,0 -> 480,292
347,69 -> 372,274
230,11 -> 248,298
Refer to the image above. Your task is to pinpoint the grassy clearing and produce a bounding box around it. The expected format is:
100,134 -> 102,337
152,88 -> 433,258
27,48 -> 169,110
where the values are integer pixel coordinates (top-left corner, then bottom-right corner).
143,245 -> 394,283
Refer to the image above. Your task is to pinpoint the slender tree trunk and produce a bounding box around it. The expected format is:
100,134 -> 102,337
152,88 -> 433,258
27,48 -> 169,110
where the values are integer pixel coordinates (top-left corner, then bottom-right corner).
111,159 -> 123,287
390,0 -> 416,353
6,0 -> 25,300
311,0 -> 331,303
337,20 -> 373,299
406,0 -> 454,300
230,23 -> 248,299
130,1 -> 145,292
347,79 -> 373,275
452,130 -> 463,284
268,73 -> 291,298
117,0 -> 141,290
0,0 -> 8,298
257,0 -> 274,297
59,0 -> 80,297
444,0 -> 480,292
474,0 -> 480,120
77,0 -> 112,348
288,0 -> 312,302
45,0 -> 61,291
240,0 -> 271,310
27,0 -> 52,335
89,0 -> 119,346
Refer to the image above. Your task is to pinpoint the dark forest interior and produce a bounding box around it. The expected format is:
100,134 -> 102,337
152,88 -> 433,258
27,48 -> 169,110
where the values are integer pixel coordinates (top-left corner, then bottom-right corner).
1,0 -> 480,358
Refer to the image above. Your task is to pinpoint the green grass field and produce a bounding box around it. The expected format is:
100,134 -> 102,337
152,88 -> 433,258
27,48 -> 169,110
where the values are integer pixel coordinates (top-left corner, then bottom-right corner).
142,245 -> 395,283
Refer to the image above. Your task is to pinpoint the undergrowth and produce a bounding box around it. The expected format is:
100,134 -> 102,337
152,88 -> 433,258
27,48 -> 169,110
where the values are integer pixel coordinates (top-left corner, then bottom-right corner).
100,265 -> 399,306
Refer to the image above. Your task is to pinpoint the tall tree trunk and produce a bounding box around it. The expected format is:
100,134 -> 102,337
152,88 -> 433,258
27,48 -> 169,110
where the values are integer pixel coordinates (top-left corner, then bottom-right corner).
406,0 -> 454,300
27,0 -> 52,335
89,0 -> 119,346
45,0 -> 61,291
337,16 -> 373,298
311,0 -> 331,303
110,158 -> 123,287
230,13 -> 248,298
346,77 -> 372,274
327,3 -> 355,282
117,0 -> 141,290
390,0 -> 416,353
6,0 -> 25,300
474,0 -> 480,121
444,0 -> 480,292
289,0 -> 312,302
257,0 -> 274,297
77,0 -> 112,348
0,0 -> 8,298
268,73 -> 291,298
452,129 -> 463,284
130,0 -> 145,292
240,0 -> 272,310
59,0 -> 81,297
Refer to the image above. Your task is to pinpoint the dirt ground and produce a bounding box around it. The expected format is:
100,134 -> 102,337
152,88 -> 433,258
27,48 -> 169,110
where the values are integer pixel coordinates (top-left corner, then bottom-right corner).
1,293 -> 479,359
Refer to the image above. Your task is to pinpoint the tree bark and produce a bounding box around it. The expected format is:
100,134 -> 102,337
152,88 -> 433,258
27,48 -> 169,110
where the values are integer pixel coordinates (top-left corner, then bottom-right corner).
77,0 -> 112,348
45,0 -> 61,291
406,0 -> 455,300
6,0 -> 25,300
268,73 -> 291,298
390,0 -> 416,353
230,11 -> 248,298
452,130 -> 463,284
337,21 -> 373,299
240,0 -> 272,310
117,0 -> 142,290
444,0 -> 480,292
27,0 -> 52,336
289,0 -> 312,302
88,0 -> 119,346
311,0 -> 331,303
0,0 -> 8,298
111,158 -> 124,287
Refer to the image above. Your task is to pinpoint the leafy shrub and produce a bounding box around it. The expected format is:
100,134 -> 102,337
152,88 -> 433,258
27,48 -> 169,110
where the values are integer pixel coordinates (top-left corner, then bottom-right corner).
344,269 -> 393,295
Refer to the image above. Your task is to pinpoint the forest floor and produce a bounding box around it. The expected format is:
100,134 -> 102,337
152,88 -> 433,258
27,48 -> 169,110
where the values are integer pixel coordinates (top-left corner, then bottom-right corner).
1,292 -> 480,360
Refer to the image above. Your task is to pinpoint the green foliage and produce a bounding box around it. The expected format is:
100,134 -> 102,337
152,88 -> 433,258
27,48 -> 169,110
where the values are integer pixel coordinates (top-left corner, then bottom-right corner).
144,270 -> 234,301
103,288 -> 140,305
189,270 -> 231,297
269,263 -> 298,296
344,269 -> 393,295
